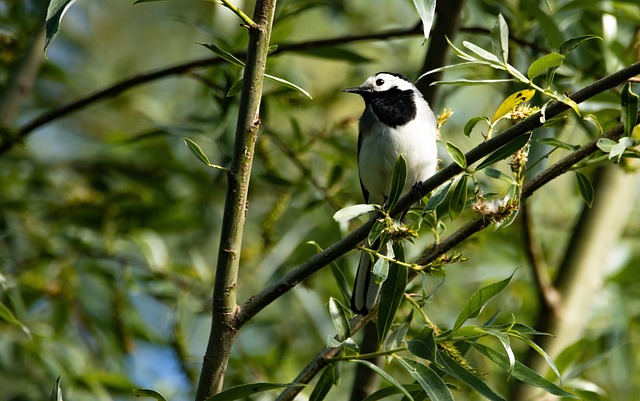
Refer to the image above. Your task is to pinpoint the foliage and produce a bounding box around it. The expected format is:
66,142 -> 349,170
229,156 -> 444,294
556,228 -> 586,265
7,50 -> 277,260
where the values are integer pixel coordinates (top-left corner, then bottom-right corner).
1,0 -> 640,400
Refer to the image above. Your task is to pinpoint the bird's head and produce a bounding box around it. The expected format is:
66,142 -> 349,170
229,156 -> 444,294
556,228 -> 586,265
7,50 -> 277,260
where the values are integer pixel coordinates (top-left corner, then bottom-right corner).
343,72 -> 416,98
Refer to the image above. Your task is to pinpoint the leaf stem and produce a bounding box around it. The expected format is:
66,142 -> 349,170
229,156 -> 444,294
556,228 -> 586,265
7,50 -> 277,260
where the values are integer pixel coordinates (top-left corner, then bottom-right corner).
218,0 -> 256,27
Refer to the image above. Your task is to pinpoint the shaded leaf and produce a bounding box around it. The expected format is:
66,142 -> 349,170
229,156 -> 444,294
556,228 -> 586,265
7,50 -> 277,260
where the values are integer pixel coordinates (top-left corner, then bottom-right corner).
559,35 -> 602,55
388,154 -> 408,210
406,326 -> 437,362
226,78 -> 244,97
50,377 -> 63,401
464,116 -> 490,137
181,137 -> 211,166
198,43 -> 245,67
527,53 -> 565,80
452,272 -> 514,334
491,14 -> 509,64
621,82 -> 639,138
0,302 -> 31,337
45,0 -> 78,54
203,383 -> 305,401
482,167 -> 516,185
476,134 -> 531,170
329,298 -> 350,341
309,365 -> 336,401
265,73 -> 313,99
377,243 -> 407,343
372,248 -> 390,285
424,180 -> 453,212
448,174 -> 468,220
538,137 -> 580,151
438,353 -> 507,401
363,384 -> 424,401
397,358 -> 455,401
133,388 -> 167,401
575,172 -> 594,208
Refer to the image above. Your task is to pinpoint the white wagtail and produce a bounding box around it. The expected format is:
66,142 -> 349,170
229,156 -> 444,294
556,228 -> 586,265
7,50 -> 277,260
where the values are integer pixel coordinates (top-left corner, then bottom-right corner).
344,72 -> 438,314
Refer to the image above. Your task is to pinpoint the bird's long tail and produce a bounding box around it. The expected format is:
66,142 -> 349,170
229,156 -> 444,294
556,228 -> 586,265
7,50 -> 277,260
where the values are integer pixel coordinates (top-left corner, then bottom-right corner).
351,238 -> 384,314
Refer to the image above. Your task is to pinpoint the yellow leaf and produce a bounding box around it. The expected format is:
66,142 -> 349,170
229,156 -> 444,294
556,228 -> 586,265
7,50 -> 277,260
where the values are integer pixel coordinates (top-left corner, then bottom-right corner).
491,89 -> 535,123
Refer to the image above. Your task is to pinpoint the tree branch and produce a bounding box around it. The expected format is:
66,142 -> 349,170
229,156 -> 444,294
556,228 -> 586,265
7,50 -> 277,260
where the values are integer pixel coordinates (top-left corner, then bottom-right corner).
194,1 -> 277,399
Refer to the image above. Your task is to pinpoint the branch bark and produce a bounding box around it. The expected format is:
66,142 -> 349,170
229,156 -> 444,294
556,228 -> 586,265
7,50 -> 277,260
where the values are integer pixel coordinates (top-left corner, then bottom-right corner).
194,1 -> 277,399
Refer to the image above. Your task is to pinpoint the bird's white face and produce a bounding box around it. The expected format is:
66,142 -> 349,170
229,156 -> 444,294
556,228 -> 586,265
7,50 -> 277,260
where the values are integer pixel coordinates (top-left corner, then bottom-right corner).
359,73 -> 416,93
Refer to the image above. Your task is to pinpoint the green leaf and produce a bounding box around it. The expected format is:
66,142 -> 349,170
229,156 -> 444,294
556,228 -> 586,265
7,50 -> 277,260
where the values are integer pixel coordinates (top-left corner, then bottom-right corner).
482,328 -> 516,375
203,383 -> 305,401
538,137 -> 580,151
609,137 -> 636,162
50,376 -> 63,401
350,360 -> 415,401
368,219 -> 386,244
133,388 -> 167,401
372,252 -> 389,285
132,0 -> 167,4
332,204 -> 377,223
446,142 -> 467,168
397,358 -> 455,401
388,154 -> 408,210
329,298 -> 350,341
181,137 -> 211,166
411,0 -> 437,41
198,43 -> 245,67
309,365 -> 336,401
476,133 -> 531,170
463,41 -> 501,65
432,78 -> 516,86
0,302 -> 31,337
464,116 -> 490,137
363,384 -> 424,401
226,78 -> 244,97
621,82 -> 639,138
265,73 -> 313,99
437,353 -> 507,401
472,343 -> 577,398
491,90 -> 535,123
491,14 -> 509,64
448,174 -> 468,220
424,180 -> 453,212
378,243 -> 407,343
575,172 -> 594,208
406,326 -> 437,362
482,167 -> 516,185
512,332 -> 563,383
596,138 -> 617,153
452,272 -> 514,334
527,53 -> 565,80
559,35 -> 602,55
384,312 -> 413,351
45,0 -> 77,55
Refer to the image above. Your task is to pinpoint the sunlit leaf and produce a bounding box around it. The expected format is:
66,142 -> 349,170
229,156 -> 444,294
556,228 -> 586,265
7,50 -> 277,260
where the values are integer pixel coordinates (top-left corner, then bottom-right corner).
265,73 -> 313,99
329,298 -> 350,341
45,0 -> 78,54
50,377 -> 63,401
463,41 -> 501,65
492,90 -> 535,123
181,137 -> 211,166
198,43 -> 245,67
491,14 -> 509,64
476,133 -> 531,170
332,204 -> 377,223
431,78 -> 516,86
559,35 -> 602,55
464,116 -> 490,137
372,252 -> 389,285
446,142 -> 467,168
133,388 -> 167,401
397,358 -> 455,401
438,353 -> 507,401
411,0 -> 437,41
527,53 -> 565,80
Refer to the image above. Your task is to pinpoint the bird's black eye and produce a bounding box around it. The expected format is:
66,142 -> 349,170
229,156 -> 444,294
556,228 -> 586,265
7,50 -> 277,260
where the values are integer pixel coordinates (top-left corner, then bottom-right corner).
375,78 -> 385,86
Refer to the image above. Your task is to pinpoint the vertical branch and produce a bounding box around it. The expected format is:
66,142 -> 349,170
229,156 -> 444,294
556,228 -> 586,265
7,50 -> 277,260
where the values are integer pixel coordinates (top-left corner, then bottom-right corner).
194,1 -> 277,400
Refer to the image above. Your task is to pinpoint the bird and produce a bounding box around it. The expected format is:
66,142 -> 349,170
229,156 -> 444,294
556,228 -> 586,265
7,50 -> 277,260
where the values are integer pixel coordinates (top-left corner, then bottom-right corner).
343,72 -> 438,314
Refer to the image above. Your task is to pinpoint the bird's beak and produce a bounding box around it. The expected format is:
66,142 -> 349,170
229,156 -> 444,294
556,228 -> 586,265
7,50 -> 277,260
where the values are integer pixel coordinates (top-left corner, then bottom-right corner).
343,85 -> 372,95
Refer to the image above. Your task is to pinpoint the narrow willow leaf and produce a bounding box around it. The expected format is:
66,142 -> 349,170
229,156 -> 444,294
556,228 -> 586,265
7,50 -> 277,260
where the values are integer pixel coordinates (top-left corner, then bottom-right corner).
446,36 -> 478,62
368,220 -> 386,244
203,383 -> 305,401
377,244 -> 407,343
198,43 -> 245,67
181,137 -> 211,166
448,174 -> 468,220
384,312 -> 413,351
476,133 -> 531,170
397,358 -> 455,401
438,352 -> 507,401
472,343 -> 577,398
446,142 -> 467,168
424,180 -> 453,212
559,35 -> 602,55
482,167 -> 517,185
226,78 -> 244,97
309,365 -> 336,401
575,172 -> 594,208
432,78 -> 516,86
0,302 -> 31,337
527,53 -> 565,80
332,204 -> 377,223
483,329 -> 516,375
513,333 -> 563,383
452,272 -> 514,334
329,298 -> 350,341
388,154 -> 408,210
538,137 -> 580,151
133,0 -> 167,3
45,0 -> 78,54
350,360 -> 415,401
491,14 -> 509,64
464,116 -> 490,137
406,326 -> 437,362
133,389 -> 167,401
265,73 -> 313,99
463,41 -> 501,65
491,90 -> 535,123
363,384 -> 424,401
412,0 -> 437,41
372,255 -> 389,285
621,82 -> 639,138
50,377 -> 63,401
